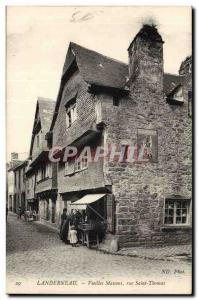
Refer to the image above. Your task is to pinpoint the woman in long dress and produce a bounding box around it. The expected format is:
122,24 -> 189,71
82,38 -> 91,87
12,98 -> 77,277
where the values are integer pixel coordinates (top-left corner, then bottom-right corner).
60,209 -> 70,244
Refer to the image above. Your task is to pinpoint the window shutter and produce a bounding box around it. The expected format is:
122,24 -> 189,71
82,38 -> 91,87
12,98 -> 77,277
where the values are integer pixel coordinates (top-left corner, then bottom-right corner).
106,194 -> 115,233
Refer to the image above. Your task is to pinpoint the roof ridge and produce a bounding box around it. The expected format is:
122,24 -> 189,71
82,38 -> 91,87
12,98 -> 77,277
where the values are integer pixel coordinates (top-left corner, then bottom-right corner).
70,42 -> 128,67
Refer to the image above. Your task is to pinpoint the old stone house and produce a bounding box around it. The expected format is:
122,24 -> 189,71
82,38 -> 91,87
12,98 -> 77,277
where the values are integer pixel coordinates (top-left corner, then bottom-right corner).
46,24 -> 192,247
27,97 -> 57,223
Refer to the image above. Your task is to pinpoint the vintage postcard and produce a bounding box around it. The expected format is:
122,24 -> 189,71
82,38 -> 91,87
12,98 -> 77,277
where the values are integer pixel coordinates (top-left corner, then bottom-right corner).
6,6 -> 192,295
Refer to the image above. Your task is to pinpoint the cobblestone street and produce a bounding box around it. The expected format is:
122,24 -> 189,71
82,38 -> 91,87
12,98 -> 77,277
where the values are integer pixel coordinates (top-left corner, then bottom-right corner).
6,212 -> 192,294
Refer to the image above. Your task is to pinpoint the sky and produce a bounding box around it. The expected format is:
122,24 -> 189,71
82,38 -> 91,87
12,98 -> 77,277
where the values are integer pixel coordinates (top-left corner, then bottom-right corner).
6,6 -> 192,161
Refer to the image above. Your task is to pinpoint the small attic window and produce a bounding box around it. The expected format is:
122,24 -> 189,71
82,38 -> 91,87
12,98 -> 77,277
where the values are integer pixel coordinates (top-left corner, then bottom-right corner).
65,97 -> 77,128
113,95 -> 120,107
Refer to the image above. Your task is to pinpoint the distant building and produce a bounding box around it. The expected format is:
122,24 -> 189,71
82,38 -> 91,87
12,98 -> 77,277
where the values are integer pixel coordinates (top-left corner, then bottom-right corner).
7,153 -> 24,212
12,159 -> 28,213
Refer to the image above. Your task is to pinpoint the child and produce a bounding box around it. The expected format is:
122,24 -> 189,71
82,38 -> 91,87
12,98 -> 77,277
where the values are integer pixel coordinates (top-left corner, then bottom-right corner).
69,225 -> 78,247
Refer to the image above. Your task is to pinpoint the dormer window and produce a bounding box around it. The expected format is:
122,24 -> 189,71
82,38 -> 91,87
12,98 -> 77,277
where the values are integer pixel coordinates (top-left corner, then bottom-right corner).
65,98 -> 77,129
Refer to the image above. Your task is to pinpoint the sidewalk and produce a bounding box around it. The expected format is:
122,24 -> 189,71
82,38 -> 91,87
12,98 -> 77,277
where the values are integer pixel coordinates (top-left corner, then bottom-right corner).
98,244 -> 192,262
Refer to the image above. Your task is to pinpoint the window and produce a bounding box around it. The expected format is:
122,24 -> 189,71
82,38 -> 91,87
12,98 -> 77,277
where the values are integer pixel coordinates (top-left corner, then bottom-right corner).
164,199 -> 190,225
74,158 -> 82,172
65,100 -> 77,129
74,150 -> 88,172
188,91 -> 192,117
41,166 -> 46,179
113,95 -> 120,107
64,160 -> 74,176
46,164 -> 50,178
81,152 -> 88,169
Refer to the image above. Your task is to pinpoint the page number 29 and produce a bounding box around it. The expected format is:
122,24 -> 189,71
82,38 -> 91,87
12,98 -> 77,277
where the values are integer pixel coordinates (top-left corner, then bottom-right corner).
15,282 -> 21,286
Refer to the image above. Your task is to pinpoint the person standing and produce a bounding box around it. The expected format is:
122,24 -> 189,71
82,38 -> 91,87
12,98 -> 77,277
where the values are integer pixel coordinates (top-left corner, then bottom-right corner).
17,206 -> 22,219
60,208 -> 70,244
60,208 -> 67,235
69,225 -> 78,247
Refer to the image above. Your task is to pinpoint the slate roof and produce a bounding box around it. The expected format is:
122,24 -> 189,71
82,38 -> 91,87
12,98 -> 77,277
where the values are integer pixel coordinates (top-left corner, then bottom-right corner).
29,97 -> 55,157
63,42 -> 129,90
163,73 -> 184,96
8,160 -> 24,171
37,97 -> 56,134
12,160 -> 28,171
50,42 -> 185,131
63,42 -> 183,94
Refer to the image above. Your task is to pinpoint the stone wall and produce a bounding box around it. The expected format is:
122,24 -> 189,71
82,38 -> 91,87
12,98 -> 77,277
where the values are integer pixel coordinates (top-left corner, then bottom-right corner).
99,28 -> 192,247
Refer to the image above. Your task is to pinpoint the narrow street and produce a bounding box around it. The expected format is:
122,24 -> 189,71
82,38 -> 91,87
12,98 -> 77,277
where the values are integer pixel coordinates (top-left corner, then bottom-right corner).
6,212 -> 192,294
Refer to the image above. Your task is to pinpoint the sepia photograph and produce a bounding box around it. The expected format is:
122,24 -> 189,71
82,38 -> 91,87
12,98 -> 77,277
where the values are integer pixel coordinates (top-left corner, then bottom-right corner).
6,6 -> 192,295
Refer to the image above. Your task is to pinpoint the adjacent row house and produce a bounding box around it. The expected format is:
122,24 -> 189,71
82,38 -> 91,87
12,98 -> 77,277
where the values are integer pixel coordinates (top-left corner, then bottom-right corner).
26,98 -> 57,223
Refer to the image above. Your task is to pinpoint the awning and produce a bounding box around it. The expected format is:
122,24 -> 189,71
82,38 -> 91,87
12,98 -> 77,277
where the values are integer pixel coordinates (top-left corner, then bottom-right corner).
71,194 -> 106,210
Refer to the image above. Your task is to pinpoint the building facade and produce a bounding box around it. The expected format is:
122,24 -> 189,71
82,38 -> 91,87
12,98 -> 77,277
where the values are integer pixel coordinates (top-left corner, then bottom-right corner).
28,97 -> 58,224
47,24 -> 192,247
13,160 -> 28,213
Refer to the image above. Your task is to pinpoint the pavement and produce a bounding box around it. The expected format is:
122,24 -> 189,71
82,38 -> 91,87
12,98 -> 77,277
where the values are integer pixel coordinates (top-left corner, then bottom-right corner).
6,212 -> 192,294
99,243 -> 192,262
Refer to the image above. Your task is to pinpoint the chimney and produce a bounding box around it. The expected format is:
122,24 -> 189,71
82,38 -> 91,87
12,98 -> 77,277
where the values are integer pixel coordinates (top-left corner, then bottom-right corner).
128,24 -> 164,91
11,152 -> 18,161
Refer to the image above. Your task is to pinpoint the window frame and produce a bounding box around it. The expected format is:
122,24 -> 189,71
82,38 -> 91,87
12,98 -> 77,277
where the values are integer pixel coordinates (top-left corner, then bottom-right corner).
65,100 -> 77,129
163,198 -> 190,226
74,150 -> 88,172
113,95 -> 120,107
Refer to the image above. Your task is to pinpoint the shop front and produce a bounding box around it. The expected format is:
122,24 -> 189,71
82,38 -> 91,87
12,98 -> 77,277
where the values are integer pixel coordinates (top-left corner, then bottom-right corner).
70,194 -> 113,248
